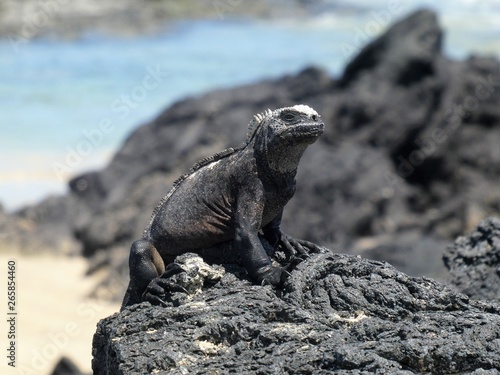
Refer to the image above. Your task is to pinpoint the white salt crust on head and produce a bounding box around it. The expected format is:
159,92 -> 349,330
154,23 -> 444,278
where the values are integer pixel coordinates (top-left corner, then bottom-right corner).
285,104 -> 319,118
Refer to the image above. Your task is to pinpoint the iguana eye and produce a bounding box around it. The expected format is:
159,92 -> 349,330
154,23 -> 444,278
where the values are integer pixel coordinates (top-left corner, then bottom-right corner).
281,111 -> 298,122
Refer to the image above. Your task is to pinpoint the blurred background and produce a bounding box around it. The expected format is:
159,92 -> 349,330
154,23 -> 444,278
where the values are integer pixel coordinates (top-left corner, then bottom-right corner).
0,0 -> 499,374
1,0 -> 499,212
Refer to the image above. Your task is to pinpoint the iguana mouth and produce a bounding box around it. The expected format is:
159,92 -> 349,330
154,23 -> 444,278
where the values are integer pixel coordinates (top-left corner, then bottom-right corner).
279,123 -> 325,139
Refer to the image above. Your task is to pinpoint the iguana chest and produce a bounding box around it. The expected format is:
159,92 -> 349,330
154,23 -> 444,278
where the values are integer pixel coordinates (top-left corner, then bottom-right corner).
260,184 -> 295,226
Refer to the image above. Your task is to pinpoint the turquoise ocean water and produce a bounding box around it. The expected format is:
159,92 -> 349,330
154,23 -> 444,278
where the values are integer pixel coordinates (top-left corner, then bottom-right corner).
1,0 -> 499,211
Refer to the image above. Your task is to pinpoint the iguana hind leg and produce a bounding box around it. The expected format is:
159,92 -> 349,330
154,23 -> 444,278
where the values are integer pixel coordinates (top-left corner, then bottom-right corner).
121,239 -> 165,310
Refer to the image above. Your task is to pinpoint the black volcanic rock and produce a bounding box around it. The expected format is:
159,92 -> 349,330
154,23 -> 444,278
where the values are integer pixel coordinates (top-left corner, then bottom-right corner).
92,251 -> 500,374
444,217 -> 500,302
340,9 -> 442,87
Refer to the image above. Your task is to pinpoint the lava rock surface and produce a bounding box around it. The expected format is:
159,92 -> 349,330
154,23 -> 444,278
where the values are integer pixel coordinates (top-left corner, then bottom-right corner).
93,251 -> 500,374
444,217 -> 500,302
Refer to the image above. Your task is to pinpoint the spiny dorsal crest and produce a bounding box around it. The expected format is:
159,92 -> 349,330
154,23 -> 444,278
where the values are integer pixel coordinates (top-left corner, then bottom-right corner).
191,147 -> 237,171
246,108 -> 273,143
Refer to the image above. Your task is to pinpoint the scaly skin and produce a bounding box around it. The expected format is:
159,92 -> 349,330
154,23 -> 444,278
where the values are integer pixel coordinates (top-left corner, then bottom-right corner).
121,104 -> 324,309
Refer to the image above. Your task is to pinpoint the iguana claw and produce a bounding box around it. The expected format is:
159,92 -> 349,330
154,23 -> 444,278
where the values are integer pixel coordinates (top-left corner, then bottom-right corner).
142,266 -> 190,306
144,293 -> 170,307
280,233 -> 321,260
160,263 -> 186,278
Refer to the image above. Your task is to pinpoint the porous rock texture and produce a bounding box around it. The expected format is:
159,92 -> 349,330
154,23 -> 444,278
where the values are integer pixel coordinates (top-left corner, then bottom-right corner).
92,251 -> 500,374
444,217 -> 500,302
2,9 -> 500,293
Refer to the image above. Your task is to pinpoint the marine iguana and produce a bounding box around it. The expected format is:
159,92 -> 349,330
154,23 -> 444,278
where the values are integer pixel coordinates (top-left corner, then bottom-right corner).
122,104 -> 324,309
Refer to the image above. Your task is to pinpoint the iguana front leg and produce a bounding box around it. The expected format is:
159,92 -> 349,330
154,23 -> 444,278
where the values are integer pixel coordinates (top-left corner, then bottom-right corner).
235,184 -> 287,286
261,209 -> 283,248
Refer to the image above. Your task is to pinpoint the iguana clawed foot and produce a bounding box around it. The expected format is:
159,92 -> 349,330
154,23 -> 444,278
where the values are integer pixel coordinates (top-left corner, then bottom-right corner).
142,253 -> 226,307
279,233 -> 323,260
143,263 -> 190,307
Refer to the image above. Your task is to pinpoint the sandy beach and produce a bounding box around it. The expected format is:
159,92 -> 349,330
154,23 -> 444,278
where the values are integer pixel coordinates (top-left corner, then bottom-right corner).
0,253 -> 121,375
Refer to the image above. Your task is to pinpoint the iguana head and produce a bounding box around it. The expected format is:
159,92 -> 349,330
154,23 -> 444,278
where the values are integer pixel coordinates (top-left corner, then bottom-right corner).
247,104 -> 324,146
248,105 -> 324,175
